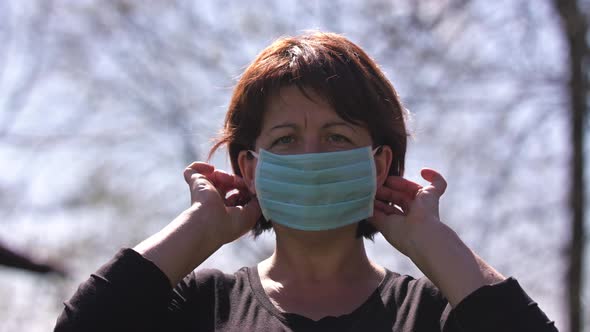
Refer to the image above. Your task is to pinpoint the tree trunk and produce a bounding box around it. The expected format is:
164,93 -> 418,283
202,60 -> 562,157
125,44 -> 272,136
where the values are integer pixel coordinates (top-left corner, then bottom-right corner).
553,1 -> 587,331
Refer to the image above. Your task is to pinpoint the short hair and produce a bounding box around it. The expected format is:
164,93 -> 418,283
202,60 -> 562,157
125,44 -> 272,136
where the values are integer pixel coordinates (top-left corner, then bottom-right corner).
209,31 -> 409,239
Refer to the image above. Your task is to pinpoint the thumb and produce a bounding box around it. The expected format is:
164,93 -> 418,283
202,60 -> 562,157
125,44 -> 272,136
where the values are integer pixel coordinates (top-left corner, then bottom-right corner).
369,201 -> 405,227
420,168 -> 447,197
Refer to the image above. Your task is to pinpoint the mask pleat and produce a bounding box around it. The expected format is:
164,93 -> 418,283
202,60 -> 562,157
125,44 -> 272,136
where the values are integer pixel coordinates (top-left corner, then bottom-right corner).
256,176 -> 375,204
259,196 -> 374,231
254,146 -> 377,231
258,159 -> 373,184
259,146 -> 372,170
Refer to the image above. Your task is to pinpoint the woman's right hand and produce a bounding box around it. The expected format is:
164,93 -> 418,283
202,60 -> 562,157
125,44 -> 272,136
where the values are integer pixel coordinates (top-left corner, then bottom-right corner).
134,162 -> 261,286
183,162 -> 261,246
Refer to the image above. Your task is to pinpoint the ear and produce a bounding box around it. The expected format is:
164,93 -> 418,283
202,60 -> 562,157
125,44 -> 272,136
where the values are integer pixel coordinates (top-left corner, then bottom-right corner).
238,150 -> 257,194
374,145 -> 393,187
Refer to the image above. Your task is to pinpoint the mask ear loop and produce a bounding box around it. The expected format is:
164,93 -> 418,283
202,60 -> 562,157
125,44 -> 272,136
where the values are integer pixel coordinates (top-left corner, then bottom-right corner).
373,145 -> 383,155
247,150 -> 259,160
372,145 -> 390,205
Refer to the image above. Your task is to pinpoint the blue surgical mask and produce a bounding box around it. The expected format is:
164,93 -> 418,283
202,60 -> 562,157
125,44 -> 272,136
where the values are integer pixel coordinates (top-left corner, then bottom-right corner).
249,146 -> 380,231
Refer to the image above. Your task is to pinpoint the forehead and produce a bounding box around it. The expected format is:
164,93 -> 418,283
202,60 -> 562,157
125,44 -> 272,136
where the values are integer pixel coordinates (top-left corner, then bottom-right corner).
261,86 -> 343,128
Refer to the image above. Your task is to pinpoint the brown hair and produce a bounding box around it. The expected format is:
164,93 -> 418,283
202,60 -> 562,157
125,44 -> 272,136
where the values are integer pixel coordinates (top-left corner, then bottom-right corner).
209,31 -> 409,239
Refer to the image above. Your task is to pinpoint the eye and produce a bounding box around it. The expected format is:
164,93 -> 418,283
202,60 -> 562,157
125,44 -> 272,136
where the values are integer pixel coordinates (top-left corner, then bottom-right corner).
272,135 -> 295,146
327,134 -> 352,144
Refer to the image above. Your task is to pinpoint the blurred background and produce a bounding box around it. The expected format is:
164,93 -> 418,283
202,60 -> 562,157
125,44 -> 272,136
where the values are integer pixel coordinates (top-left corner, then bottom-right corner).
0,0 -> 587,331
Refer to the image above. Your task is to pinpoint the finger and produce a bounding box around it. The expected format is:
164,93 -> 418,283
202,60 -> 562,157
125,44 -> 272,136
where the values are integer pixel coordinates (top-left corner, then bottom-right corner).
184,162 -> 214,183
224,192 -> 241,207
384,176 -> 422,196
211,170 -> 250,204
212,170 -> 250,196
211,169 -> 237,195
374,200 -> 400,215
190,172 -> 218,193
420,168 -> 447,196
374,200 -> 406,216
376,186 -> 413,210
374,200 -> 392,214
369,207 -> 404,226
225,190 -> 252,207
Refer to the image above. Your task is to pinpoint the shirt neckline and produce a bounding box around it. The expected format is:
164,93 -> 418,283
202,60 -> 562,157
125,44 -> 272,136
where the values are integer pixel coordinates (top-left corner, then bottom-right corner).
246,264 -> 395,328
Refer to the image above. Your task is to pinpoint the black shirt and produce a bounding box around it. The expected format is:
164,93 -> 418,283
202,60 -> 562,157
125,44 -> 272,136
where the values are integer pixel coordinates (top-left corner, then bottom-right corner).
55,249 -> 557,331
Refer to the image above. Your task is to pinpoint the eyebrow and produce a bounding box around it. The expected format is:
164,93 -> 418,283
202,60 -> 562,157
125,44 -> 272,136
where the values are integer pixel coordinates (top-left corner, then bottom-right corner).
268,121 -> 357,132
269,123 -> 297,131
322,121 -> 357,132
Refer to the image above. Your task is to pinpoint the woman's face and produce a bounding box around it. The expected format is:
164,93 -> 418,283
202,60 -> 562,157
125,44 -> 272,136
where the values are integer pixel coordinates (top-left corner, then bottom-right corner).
255,85 -> 373,155
238,85 -> 392,195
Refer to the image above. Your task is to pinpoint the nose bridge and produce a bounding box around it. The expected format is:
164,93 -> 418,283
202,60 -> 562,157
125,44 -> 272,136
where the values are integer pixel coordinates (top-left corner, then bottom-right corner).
300,111 -> 321,154
302,134 -> 321,153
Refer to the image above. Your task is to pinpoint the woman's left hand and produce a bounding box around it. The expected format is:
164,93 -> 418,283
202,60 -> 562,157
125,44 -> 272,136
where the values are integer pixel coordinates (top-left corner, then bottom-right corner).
369,168 -> 448,257
371,168 -> 506,306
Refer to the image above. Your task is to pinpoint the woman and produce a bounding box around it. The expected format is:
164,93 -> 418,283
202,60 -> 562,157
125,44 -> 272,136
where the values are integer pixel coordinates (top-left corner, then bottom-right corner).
55,32 -> 557,331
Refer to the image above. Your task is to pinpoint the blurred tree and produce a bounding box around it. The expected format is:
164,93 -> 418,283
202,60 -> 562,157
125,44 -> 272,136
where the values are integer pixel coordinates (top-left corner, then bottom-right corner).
0,0 -> 67,278
554,1 -> 588,331
359,0 -> 572,323
0,1 -> 585,331
0,242 -> 66,276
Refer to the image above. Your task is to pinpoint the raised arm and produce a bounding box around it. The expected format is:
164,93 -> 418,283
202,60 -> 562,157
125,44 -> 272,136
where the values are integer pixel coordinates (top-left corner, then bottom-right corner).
55,163 -> 260,331
135,162 -> 260,286
371,168 -> 557,331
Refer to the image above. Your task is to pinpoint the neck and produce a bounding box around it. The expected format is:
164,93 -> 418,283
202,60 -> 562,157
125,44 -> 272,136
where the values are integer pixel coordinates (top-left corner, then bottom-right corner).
261,224 -> 381,283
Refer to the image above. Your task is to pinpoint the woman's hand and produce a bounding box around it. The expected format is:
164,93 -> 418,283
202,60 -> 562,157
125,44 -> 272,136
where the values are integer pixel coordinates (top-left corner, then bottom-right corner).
371,168 -> 505,306
370,168 -> 446,257
134,162 -> 261,286
183,162 -> 261,246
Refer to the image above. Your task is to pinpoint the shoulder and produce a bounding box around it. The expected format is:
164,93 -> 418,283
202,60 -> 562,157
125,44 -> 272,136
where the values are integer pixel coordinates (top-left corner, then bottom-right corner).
380,271 -> 448,311
379,272 -> 451,331
191,268 -> 238,287
172,267 -> 251,300
168,267 -> 252,316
